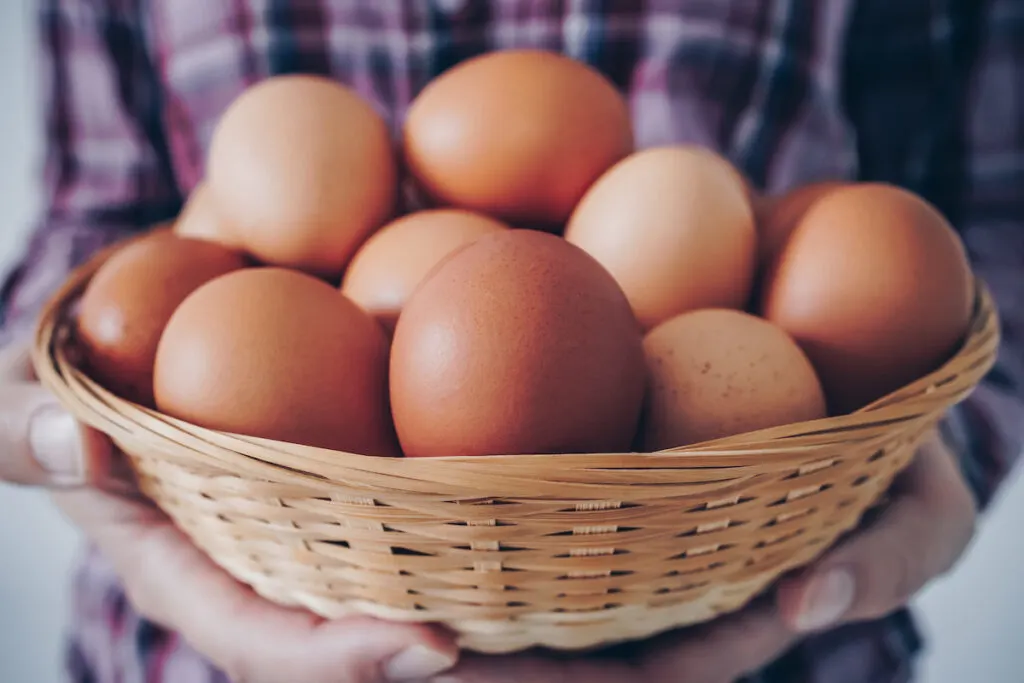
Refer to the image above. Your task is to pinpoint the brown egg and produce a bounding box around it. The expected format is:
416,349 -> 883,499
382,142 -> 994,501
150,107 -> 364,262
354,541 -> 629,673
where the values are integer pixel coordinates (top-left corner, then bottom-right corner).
173,181 -> 238,248
390,230 -> 645,457
154,268 -> 397,455
641,309 -> 826,449
762,183 -> 974,414
207,75 -> 397,278
756,180 -> 847,266
77,232 -> 248,406
341,209 -> 510,333
565,146 -> 757,330
403,49 -> 633,228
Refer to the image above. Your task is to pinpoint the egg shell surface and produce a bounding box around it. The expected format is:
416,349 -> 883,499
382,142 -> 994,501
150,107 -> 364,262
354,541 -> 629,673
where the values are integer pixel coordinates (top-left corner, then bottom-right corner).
154,267 -> 398,456
761,183 -> 974,414
403,49 -> 633,228
390,229 -> 646,458
641,309 -> 827,449
207,74 -> 397,278
341,209 -> 510,333
565,145 -> 757,330
77,232 -> 248,407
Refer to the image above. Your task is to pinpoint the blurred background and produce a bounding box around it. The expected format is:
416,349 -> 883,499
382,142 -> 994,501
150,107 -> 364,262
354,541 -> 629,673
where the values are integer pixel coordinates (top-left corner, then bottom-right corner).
0,2 -> 1022,682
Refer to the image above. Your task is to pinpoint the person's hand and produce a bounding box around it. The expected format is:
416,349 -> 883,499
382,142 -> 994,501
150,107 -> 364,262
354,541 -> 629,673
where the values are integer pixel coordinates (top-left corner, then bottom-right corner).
0,342 -> 459,683
431,430 -> 977,683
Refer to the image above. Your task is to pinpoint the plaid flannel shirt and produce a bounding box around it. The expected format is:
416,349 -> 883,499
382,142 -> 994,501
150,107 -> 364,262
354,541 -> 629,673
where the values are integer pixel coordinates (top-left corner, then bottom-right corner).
2,1 -> 1021,681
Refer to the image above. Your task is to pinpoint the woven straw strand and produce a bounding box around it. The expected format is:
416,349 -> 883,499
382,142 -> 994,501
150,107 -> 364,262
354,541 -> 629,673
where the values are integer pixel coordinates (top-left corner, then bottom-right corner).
30,235 -> 1000,654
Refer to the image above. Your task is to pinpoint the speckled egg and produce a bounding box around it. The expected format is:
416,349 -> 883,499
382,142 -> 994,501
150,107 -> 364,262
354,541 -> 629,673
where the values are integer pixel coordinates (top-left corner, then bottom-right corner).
642,309 -> 827,449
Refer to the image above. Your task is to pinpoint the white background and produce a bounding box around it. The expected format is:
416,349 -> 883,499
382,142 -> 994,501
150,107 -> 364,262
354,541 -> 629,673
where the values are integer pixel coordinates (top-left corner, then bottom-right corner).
0,2 -> 1021,682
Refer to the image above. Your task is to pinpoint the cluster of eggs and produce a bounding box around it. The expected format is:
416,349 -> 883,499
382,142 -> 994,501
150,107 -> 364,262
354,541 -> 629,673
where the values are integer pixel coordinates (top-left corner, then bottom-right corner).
74,50 -> 974,460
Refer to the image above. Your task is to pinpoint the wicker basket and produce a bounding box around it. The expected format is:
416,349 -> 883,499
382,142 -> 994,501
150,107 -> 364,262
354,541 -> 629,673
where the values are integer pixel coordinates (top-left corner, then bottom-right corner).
31,236 -> 1000,655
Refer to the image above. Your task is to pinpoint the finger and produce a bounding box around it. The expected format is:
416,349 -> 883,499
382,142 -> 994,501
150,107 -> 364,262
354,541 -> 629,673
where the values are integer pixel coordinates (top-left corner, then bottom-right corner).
53,487 -> 460,683
0,340 -> 141,495
0,381 -> 128,489
434,599 -> 798,683
636,599 -> 798,683
129,524 -> 460,683
431,649 -> 636,683
777,432 -> 977,633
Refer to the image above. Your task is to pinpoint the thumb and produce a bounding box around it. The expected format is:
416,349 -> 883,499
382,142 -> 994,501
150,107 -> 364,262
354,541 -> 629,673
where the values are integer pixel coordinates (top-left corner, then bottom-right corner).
776,433 -> 977,632
0,382 -> 116,487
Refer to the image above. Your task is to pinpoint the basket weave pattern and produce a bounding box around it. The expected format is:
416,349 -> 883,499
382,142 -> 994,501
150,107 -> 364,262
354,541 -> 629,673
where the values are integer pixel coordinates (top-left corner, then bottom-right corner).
33,241 -> 1000,654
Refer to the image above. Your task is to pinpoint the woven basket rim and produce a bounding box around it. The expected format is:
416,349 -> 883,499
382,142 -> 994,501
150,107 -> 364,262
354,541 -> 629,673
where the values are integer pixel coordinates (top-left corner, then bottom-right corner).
31,233 -> 1001,474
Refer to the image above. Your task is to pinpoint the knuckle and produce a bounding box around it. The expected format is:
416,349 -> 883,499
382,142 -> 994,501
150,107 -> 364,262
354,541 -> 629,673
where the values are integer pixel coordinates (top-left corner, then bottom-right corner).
888,547 -> 918,607
121,571 -> 161,624
929,466 -> 978,580
340,662 -> 377,683
858,540 -> 918,620
200,634 -> 265,683
186,634 -> 257,683
218,655 -> 257,683
954,481 -> 979,540
938,510 -> 977,579
197,626 -> 262,682
881,524 -> 929,609
114,541 -> 166,623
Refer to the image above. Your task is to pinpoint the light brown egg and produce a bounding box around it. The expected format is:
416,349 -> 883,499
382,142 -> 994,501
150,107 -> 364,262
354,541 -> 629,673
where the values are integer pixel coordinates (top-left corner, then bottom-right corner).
207,75 -> 397,278
762,183 -> 974,414
390,230 -> 646,458
173,181 -> 238,248
154,268 -> 398,455
642,309 -> 827,449
756,180 -> 847,267
403,49 -> 633,228
77,232 -> 248,407
565,145 -> 757,330
341,209 -> 510,333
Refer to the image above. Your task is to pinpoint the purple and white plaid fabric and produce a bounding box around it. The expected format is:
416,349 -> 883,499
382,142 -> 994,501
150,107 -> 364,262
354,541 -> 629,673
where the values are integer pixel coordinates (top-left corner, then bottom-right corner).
3,1 -> 1022,681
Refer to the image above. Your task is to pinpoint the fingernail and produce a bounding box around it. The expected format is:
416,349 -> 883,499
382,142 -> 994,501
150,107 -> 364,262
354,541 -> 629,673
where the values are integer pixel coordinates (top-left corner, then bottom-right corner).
385,645 -> 457,682
29,406 -> 85,485
796,567 -> 856,632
